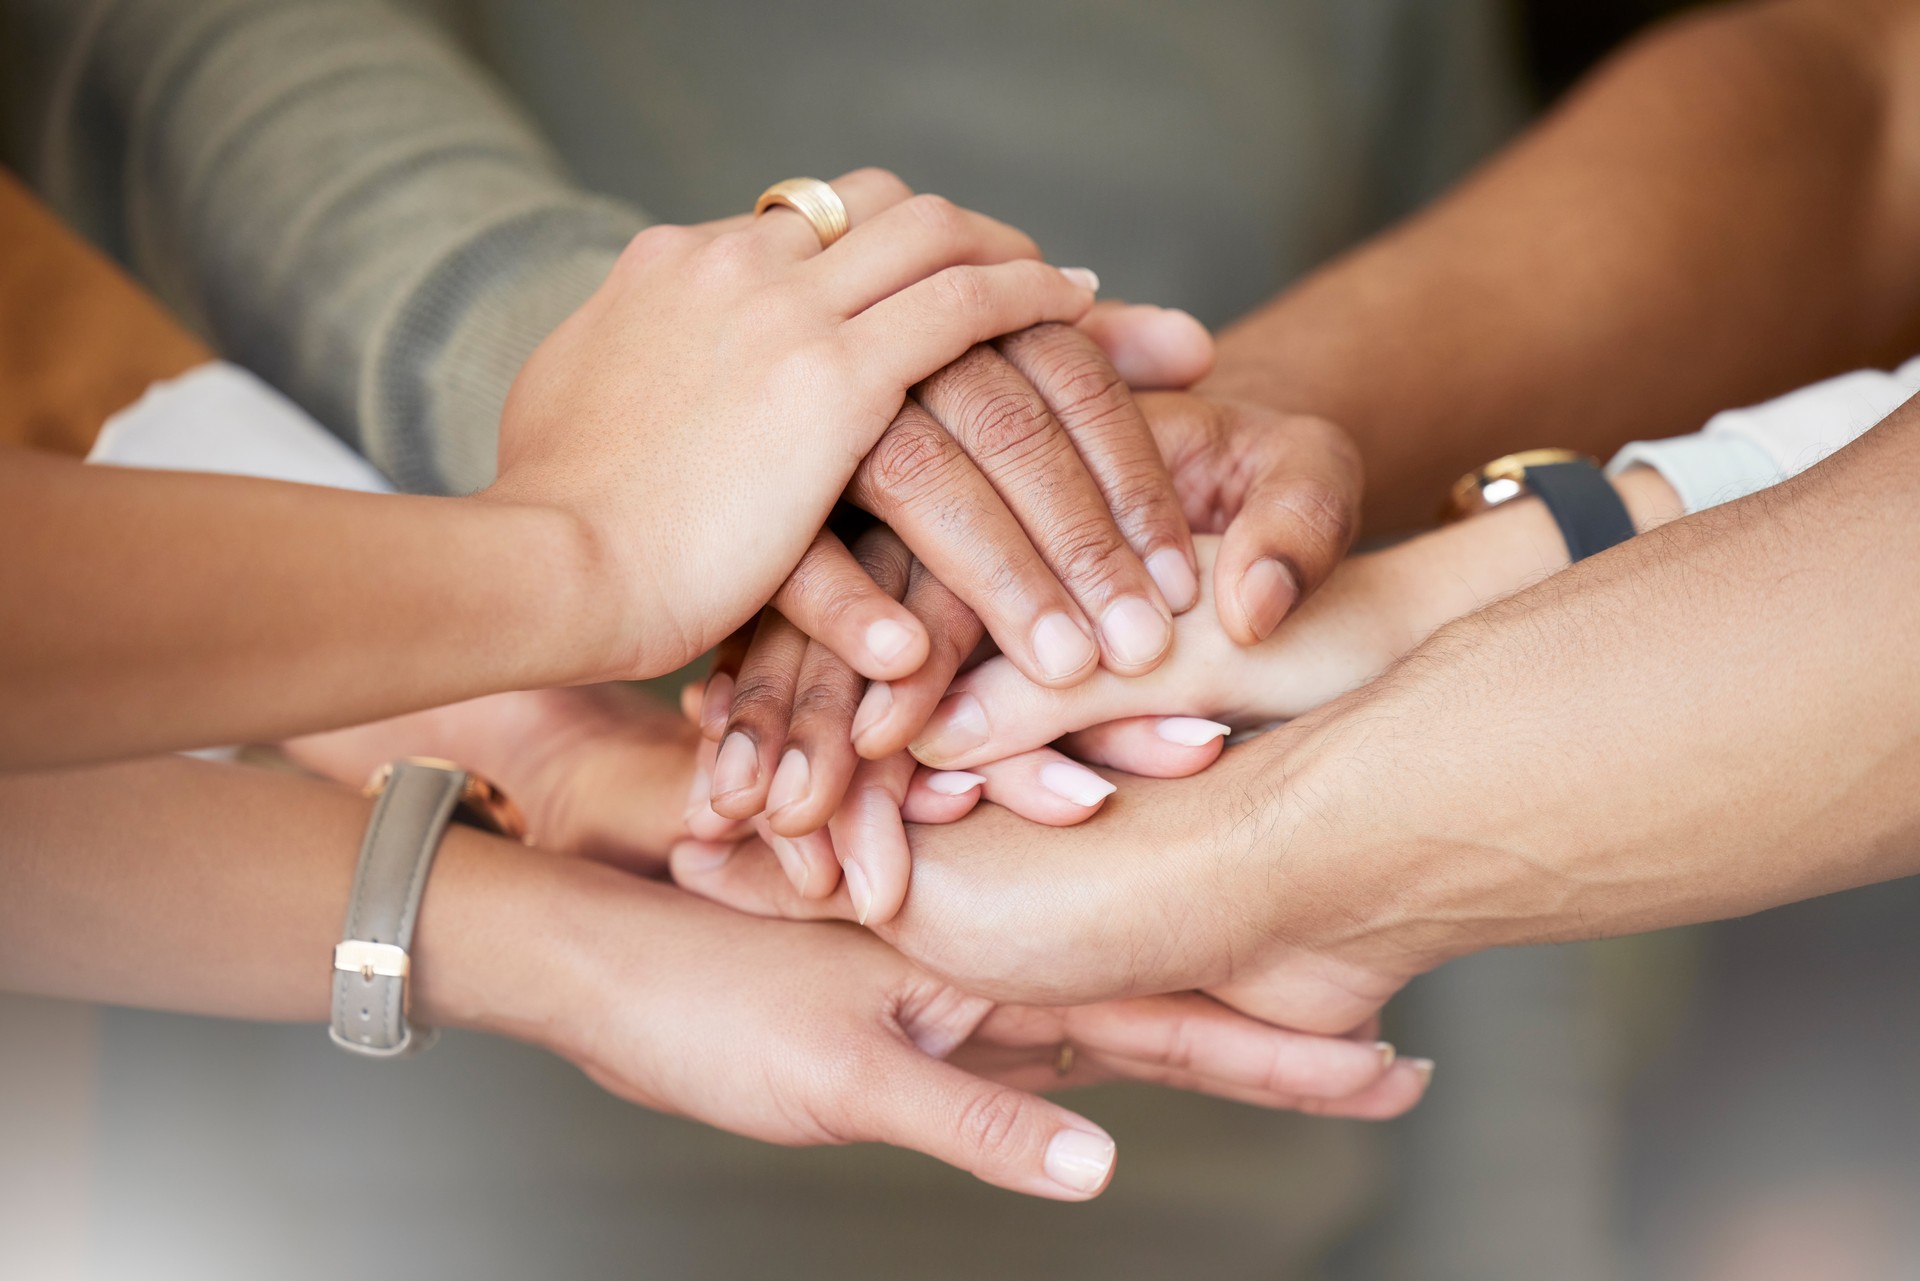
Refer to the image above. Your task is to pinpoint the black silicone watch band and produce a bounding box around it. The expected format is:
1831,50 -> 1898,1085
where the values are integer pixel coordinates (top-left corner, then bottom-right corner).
1524,460 -> 1637,562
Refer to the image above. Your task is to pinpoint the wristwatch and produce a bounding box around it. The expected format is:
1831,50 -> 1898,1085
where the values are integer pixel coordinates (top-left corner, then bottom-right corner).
329,757 -> 525,1059
1444,448 -> 1637,562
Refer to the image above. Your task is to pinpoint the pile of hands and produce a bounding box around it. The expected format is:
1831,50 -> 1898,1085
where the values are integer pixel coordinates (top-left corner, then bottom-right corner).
291,171 -> 1532,1199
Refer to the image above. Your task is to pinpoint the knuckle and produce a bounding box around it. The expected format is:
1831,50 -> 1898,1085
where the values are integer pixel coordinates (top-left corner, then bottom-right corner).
619,223 -> 697,268
864,420 -> 963,505
849,527 -> 913,596
790,675 -> 859,725
954,1086 -> 1032,1165
692,229 -> 765,285
1044,517 -> 1136,592
1274,477 -> 1358,558
903,192 -> 965,239
729,673 -> 797,726
932,265 -> 991,319
846,167 -> 912,205
958,387 -> 1054,459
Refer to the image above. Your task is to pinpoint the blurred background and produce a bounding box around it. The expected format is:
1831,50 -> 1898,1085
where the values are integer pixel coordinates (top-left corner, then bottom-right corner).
19,1 -> 1920,1279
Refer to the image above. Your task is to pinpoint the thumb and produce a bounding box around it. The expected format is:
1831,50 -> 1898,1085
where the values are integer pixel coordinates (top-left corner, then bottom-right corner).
1078,302 -> 1215,389
853,1045 -> 1119,1200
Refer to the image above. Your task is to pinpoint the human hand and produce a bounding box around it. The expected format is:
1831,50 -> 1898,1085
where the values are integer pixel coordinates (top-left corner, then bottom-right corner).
447,862 -> 1423,1200
286,683 -> 699,873
482,168 -> 1099,682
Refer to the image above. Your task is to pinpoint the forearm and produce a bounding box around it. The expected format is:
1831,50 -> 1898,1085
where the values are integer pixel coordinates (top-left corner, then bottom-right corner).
0,450 -> 616,770
1279,407 -> 1920,970
1210,0 -> 1920,531
0,754 -> 628,1052
9,0 -> 642,495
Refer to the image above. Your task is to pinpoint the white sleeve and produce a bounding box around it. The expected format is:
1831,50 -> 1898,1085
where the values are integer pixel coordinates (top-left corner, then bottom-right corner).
1605,357 -> 1920,513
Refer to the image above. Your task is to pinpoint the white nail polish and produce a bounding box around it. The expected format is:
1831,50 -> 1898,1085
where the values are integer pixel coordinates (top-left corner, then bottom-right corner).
1044,1129 -> 1115,1195
1155,717 -> 1232,747
1039,761 -> 1117,807
924,770 -> 986,796
1058,266 -> 1100,292
866,618 -> 915,666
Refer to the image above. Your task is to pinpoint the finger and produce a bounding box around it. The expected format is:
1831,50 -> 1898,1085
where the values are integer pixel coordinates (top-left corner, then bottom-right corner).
682,735 -> 753,842
969,748 -> 1116,824
907,651 -> 1124,768
916,343 -> 1176,673
1076,302 -> 1215,390
827,751 -> 919,926
669,836 -> 857,923
770,528 -> 917,836
750,166 -> 915,259
996,323 -> 1199,612
1293,1059 -> 1434,1120
851,558 -> 986,762
900,765 -> 988,824
697,624 -> 754,741
806,193 -> 1045,315
849,405 -> 1099,688
771,528 -> 928,683
752,815 -> 843,900
845,1046 -> 1118,1200
841,258 -> 1098,392
712,611 -> 808,818
1054,716 -> 1228,778
679,680 -> 705,725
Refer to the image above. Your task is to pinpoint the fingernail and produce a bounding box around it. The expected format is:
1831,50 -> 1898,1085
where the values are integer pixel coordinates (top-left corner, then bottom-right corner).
1040,761 -> 1117,808
1146,548 -> 1198,612
1058,266 -> 1100,292
1044,1128 -> 1116,1196
1375,1041 -> 1397,1069
1031,611 -> 1097,682
766,749 -> 811,814
711,732 -> 758,797
1239,557 -> 1298,641
1099,596 -> 1171,669
843,858 -> 873,926
866,618 -> 915,667
911,692 -> 989,761
683,763 -> 713,822
851,681 -> 893,743
698,671 -> 734,732
675,840 -> 736,874
767,833 -> 808,892
1155,717 -> 1231,747
924,770 -> 986,796
1410,1058 -> 1435,1084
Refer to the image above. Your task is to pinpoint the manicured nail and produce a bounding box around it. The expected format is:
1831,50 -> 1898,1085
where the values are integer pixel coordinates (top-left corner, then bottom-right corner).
1058,266 -> 1100,292
1031,611 -> 1097,682
1099,596 -> 1171,669
766,749 -> 810,814
697,671 -> 734,734
1040,761 -> 1117,808
1044,1128 -> 1116,1196
911,692 -> 989,762
843,858 -> 873,926
924,770 -> 986,796
1239,557 -> 1298,641
711,732 -> 758,797
1410,1058 -> 1435,1084
1375,1041 -> 1397,1069
1155,717 -> 1231,747
851,681 -> 894,744
1146,548 -> 1199,612
674,840 -> 735,874
866,618 -> 915,667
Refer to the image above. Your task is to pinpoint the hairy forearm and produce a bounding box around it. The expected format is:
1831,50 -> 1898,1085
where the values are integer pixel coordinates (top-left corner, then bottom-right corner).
1210,0 -> 1920,531
1279,404 -> 1920,970
0,450 -> 616,770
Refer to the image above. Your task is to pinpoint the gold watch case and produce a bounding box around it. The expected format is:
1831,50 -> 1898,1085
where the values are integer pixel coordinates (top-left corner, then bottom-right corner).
1443,447 -> 1594,522
362,756 -> 529,842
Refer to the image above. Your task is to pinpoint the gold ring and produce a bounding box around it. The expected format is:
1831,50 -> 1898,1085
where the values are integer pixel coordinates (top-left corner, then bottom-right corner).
754,177 -> 850,250
1054,1043 -> 1076,1078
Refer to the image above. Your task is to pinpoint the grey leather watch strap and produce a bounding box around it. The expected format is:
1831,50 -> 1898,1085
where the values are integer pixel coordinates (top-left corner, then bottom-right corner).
330,760 -> 467,1058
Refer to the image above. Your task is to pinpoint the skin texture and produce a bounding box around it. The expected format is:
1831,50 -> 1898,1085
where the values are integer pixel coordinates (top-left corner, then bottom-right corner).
1205,0 -> 1920,533
678,408 -> 1920,1042
0,755 -> 1429,1201
0,168 -> 1100,769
